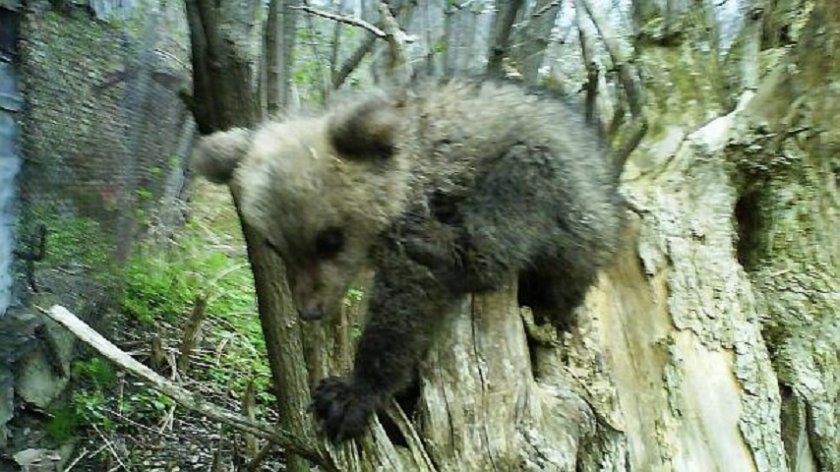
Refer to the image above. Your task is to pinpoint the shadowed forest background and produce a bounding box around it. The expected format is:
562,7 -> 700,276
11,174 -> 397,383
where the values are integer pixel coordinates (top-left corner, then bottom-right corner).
0,0 -> 837,471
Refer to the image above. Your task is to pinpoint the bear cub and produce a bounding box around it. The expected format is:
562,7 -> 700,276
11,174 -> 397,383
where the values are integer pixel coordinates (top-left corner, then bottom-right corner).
192,79 -> 624,442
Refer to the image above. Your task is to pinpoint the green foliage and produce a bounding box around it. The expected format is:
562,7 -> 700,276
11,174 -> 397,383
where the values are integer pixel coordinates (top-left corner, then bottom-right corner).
48,356 -> 177,442
122,248 -> 195,324
46,406 -> 79,442
119,192 -> 270,399
48,357 -> 116,441
344,287 -> 364,306
135,187 -> 154,203
72,356 -> 117,386
124,191 -> 256,324
71,389 -> 113,431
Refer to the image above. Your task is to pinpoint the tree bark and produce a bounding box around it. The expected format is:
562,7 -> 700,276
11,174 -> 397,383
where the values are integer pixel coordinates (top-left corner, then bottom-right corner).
512,0 -> 561,84
443,2 -> 487,76
591,1 -> 839,469
730,4 -> 840,468
487,0 -> 525,77
264,0 -> 302,115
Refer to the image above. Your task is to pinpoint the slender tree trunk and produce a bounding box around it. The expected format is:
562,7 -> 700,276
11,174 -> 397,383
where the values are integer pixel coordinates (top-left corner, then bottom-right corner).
185,3 -> 315,470
487,0 -> 525,77
513,0 -> 561,84
265,0 -> 302,115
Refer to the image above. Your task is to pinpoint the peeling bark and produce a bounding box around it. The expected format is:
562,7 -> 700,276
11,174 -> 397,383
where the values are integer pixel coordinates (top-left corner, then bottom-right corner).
419,288 -> 594,471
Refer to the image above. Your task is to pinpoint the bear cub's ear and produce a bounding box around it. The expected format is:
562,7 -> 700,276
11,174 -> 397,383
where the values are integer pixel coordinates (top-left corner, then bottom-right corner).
191,128 -> 252,184
328,97 -> 402,160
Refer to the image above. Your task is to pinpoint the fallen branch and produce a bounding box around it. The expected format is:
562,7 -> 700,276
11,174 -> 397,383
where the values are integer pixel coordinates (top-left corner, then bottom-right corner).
37,305 -> 335,470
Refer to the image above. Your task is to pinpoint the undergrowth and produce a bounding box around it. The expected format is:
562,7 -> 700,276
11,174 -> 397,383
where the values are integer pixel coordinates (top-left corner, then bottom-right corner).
120,184 -> 271,396
52,182 -> 279,470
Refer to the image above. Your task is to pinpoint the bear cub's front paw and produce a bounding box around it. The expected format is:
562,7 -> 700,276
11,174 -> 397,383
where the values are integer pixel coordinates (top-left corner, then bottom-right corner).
312,377 -> 377,442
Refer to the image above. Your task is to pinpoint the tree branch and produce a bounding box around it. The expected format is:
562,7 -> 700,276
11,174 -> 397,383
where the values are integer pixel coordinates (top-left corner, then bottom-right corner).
293,4 -> 386,38
330,0 -> 411,89
577,0 -> 647,169
575,0 -> 599,126
578,0 -> 643,117
613,119 -> 648,176
333,34 -> 378,89
37,305 -> 337,471
376,0 -> 411,81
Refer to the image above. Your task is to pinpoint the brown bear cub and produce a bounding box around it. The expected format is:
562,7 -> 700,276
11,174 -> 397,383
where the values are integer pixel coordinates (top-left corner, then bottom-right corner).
192,79 -> 623,442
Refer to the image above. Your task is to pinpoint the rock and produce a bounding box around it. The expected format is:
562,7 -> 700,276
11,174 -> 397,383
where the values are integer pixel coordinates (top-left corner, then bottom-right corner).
12,448 -> 61,472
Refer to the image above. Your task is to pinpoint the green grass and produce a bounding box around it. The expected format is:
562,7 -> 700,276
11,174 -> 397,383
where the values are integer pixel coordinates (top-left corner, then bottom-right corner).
122,182 -> 270,395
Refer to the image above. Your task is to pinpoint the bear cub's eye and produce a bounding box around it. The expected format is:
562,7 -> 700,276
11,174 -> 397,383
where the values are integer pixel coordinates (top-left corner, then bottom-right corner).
315,227 -> 345,258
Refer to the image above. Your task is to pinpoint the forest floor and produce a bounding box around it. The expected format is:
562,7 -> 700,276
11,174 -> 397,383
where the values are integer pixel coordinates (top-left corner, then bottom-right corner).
60,181 -> 288,471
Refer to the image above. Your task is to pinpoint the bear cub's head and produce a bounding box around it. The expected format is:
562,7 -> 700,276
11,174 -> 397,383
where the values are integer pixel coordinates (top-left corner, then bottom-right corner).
192,95 -> 410,321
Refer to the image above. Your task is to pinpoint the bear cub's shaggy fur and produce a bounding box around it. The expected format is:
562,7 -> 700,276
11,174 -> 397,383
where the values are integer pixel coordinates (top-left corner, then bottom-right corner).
192,79 -> 624,442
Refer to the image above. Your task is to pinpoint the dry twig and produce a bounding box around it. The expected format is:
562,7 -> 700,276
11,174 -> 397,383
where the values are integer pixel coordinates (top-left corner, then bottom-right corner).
64,447 -> 90,472
244,442 -> 275,472
91,423 -> 128,471
178,295 -> 208,373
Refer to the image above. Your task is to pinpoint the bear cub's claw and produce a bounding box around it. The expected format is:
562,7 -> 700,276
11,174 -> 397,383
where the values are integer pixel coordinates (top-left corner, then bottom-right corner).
312,377 -> 376,442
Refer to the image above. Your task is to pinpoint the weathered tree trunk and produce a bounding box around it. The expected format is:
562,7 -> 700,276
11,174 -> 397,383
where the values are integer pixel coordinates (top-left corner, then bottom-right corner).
184,0 -> 839,470
730,4 -> 840,468
574,0 -> 838,469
